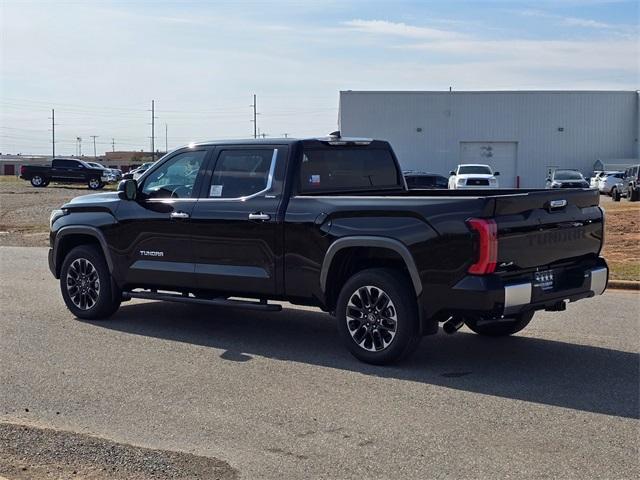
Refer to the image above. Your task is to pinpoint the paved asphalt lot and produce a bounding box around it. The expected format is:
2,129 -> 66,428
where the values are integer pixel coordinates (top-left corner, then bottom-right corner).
1,246 -> 638,479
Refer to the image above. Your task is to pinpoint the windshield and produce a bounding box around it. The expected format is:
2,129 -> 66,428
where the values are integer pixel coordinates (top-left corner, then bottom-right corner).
458,165 -> 492,175
554,170 -> 584,180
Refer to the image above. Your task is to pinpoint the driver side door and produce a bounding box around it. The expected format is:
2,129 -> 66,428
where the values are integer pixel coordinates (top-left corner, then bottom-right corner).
112,148 -> 210,290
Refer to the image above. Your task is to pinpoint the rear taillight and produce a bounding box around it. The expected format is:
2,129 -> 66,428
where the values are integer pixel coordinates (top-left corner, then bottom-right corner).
467,218 -> 498,274
20,166 -> 25,175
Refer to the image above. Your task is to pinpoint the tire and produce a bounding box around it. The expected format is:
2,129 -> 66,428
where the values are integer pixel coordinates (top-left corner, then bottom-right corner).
336,268 -> 420,365
464,311 -> 534,337
30,175 -> 46,187
630,187 -> 640,202
613,188 -> 621,201
87,177 -> 102,190
42,180 -> 50,187
60,245 -> 121,320
610,186 -> 617,199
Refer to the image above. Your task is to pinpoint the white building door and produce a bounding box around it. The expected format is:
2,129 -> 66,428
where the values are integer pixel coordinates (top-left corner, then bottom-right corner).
460,142 -> 518,188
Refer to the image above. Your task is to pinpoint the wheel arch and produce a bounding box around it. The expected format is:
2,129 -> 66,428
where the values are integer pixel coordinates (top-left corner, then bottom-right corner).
320,236 -> 422,310
53,226 -> 114,278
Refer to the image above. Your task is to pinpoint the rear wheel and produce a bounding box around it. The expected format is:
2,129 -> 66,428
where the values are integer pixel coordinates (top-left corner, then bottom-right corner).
465,311 -> 534,337
612,187 -> 621,201
336,268 -> 420,365
60,245 -> 121,320
630,187 -> 639,202
30,175 -> 46,187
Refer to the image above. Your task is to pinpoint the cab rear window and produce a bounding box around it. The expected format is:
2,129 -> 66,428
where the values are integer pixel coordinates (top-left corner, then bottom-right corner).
299,147 -> 399,193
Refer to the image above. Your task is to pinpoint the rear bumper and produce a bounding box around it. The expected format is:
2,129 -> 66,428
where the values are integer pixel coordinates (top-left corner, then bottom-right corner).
448,257 -> 608,317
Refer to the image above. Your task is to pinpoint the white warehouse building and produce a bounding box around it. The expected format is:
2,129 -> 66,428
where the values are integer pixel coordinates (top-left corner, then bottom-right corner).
338,90 -> 639,188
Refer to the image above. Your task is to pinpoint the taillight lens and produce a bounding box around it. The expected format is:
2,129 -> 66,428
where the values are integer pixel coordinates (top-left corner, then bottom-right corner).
467,218 -> 498,274
20,166 -> 25,175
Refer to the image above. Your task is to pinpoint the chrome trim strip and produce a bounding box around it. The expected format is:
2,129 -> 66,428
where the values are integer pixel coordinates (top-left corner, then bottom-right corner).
589,267 -> 608,296
504,282 -> 532,315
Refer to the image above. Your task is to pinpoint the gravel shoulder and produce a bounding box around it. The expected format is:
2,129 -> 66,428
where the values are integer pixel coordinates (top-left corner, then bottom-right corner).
0,422 -> 236,480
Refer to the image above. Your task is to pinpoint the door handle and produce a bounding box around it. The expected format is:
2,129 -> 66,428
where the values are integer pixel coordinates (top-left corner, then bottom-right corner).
248,212 -> 270,221
170,211 -> 190,219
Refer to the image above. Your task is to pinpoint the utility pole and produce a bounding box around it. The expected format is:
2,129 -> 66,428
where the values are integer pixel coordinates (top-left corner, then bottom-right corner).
90,135 -> 98,158
76,137 -> 82,156
150,100 -> 155,160
49,109 -> 56,159
165,123 -> 168,152
111,138 -> 115,152
282,133 -> 289,138
251,94 -> 257,139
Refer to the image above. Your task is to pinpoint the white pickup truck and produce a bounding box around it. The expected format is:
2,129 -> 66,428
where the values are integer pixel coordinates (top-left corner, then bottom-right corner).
448,164 -> 500,189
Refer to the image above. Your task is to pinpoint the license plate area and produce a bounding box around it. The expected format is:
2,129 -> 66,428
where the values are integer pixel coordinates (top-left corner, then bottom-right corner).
534,269 -> 555,291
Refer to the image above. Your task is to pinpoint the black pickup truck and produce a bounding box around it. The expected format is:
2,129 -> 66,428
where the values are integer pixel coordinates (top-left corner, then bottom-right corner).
20,158 -> 110,190
48,136 -> 608,364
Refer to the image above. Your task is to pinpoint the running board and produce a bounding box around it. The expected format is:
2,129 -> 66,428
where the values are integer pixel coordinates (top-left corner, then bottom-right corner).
122,291 -> 282,312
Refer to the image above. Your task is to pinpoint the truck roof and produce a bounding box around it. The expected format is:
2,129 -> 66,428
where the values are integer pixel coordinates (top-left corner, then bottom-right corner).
190,137 -> 381,148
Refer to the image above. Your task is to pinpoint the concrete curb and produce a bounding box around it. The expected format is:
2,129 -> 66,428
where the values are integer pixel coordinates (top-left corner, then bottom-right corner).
608,280 -> 640,291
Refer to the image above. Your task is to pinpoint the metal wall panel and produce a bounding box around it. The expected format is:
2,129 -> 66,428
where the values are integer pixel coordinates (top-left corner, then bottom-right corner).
339,91 -> 639,188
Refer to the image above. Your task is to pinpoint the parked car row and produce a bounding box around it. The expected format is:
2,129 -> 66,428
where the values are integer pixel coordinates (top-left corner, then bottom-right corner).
612,164 -> 640,202
404,164 -> 501,190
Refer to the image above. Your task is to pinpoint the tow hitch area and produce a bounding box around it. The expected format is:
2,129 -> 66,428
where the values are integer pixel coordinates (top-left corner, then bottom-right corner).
545,300 -> 568,312
443,316 -> 465,334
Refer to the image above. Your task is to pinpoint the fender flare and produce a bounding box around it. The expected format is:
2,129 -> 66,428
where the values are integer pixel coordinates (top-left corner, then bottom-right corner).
320,236 -> 422,296
53,225 -> 114,276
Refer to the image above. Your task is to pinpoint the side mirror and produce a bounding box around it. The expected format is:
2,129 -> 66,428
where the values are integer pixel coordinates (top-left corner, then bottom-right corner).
494,171 -> 500,176
118,179 -> 137,200
449,171 -> 456,176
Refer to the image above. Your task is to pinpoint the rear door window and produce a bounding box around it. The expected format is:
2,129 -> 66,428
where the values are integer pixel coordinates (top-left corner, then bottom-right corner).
208,149 -> 275,199
299,147 -> 399,193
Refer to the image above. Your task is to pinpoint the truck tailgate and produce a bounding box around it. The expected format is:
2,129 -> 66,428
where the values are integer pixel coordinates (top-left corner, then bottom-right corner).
493,189 -> 603,270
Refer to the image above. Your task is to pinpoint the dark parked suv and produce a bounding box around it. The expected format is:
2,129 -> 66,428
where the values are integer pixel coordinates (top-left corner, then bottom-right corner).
612,164 -> 640,202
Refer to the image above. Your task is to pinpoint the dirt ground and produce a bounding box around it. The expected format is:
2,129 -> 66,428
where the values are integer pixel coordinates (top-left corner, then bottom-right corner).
0,177 -> 115,247
1,177 -> 638,280
0,422 -> 236,480
600,195 -> 640,281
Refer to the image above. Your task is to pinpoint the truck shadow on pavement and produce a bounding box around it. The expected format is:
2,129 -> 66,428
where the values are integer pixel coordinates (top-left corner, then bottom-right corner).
94,301 -> 639,420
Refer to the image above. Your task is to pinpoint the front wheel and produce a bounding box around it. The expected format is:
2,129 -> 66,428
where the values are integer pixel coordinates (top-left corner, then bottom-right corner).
465,311 -> 534,337
630,187 -> 640,202
60,245 -> 121,320
336,268 -> 420,365
612,187 -> 621,201
87,177 -> 103,190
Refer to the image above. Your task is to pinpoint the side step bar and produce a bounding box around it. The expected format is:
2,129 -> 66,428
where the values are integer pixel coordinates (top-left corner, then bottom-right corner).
122,291 -> 282,312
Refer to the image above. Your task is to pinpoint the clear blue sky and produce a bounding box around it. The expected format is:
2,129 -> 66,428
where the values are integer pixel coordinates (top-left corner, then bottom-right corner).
1,0 -> 638,155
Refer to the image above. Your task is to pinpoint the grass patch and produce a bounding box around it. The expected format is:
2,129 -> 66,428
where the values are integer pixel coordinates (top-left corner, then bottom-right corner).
608,262 -> 640,282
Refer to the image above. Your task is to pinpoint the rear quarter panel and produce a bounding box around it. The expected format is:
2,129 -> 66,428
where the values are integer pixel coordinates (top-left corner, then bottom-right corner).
283,195 -> 492,305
